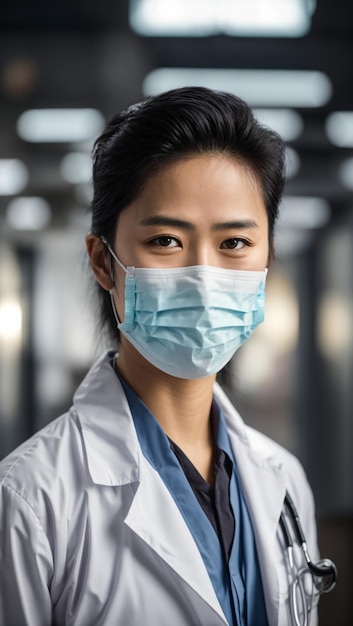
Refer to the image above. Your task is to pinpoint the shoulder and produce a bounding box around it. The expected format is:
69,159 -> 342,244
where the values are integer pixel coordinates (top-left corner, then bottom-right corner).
245,423 -> 302,468
0,408 -> 87,571
214,382 -> 313,500
0,351 -> 121,495
245,424 -> 310,488
0,409 -> 84,499
0,350 -> 140,513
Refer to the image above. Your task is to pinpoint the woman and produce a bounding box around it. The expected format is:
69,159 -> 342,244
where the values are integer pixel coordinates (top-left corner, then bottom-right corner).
0,87 -> 325,625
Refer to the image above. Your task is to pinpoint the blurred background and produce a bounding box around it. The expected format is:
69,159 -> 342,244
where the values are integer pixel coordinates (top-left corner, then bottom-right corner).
0,1 -> 352,622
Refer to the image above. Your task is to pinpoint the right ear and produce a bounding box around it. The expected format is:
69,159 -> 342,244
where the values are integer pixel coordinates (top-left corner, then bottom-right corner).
86,234 -> 114,291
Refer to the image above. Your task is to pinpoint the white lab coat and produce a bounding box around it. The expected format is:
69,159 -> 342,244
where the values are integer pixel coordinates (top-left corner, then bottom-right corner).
0,351 -> 319,626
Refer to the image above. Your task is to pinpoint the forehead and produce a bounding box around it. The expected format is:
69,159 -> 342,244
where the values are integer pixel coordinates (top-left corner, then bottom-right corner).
124,154 -> 267,226
145,153 -> 260,191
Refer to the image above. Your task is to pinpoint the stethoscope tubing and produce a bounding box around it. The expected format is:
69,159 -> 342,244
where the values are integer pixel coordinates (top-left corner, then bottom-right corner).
279,491 -> 337,626
282,491 -> 337,589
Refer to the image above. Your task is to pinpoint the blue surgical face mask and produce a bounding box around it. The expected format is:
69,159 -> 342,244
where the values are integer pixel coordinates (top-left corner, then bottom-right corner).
103,239 -> 267,379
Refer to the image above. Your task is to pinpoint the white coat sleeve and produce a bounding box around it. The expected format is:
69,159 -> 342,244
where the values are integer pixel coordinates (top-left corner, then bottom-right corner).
0,483 -> 53,626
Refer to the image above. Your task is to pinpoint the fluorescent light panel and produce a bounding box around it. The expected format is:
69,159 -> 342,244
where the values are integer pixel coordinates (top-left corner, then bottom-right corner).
339,158 -> 353,190
325,112 -> 353,148
275,230 -> 314,257
17,108 -> 105,143
285,147 -> 301,179
278,196 -> 331,230
0,159 -> 28,195
130,0 -> 316,37
6,197 -> 51,230
60,152 -> 92,184
276,195 -> 330,256
142,68 -> 332,107
254,109 -> 303,141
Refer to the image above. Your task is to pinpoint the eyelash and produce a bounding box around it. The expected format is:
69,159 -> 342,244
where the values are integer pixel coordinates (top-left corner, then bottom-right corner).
220,237 -> 250,250
148,235 -> 181,248
147,236 -> 251,250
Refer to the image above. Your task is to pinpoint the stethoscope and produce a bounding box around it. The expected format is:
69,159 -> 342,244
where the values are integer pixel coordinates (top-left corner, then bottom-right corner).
279,491 -> 337,626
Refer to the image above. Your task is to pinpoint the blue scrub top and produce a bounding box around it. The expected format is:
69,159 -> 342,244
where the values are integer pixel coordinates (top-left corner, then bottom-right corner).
118,373 -> 268,626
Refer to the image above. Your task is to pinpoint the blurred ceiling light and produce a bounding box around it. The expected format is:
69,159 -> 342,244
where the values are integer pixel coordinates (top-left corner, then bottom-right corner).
130,0 -> 316,37
325,111 -> 353,147
257,270 -> 299,352
74,182 -> 93,205
60,152 -> 92,184
0,298 -> 22,343
143,69 -> 332,107
0,159 -> 28,195
17,108 -> 105,143
278,196 -> 331,229
6,197 -> 51,231
254,109 -> 303,141
285,147 -> 301,179
226,0 -> 316,36
235,268 -> 299,392
275,229 -> 314,257
318,293 -> 352,360
338,157 -> 353,190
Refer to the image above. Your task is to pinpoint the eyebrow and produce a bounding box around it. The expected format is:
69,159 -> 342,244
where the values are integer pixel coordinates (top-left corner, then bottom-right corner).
139,215 -> 194,230
212,220 -> 258,231
139,215 -> 259,230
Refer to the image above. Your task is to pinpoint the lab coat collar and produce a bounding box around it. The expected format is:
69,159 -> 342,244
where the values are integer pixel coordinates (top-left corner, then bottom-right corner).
74,352 -> 229,623
74,350 -> 286,493
74,352 -> 286,625
73,351 -> 141,486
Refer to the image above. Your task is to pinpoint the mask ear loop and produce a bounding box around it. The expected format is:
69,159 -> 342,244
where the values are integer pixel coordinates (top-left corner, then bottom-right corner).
101,236 -> 136,331
101,236 -> 123,328
108,291 -> 121,329
101,236 -> 130,274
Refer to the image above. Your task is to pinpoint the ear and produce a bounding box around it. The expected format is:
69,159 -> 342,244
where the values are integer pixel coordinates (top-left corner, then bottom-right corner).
86,234 -> 114,291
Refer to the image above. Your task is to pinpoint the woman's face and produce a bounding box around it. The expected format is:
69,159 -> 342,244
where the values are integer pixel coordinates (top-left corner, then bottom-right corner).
112,154 -> 269,322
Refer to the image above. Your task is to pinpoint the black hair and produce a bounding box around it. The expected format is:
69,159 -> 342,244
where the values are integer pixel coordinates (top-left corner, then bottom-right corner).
89,86 -> 286,343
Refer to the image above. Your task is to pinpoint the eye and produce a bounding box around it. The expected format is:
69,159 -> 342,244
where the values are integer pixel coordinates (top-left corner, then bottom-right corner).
150,235 -> 180,248
220,238 -> 248,250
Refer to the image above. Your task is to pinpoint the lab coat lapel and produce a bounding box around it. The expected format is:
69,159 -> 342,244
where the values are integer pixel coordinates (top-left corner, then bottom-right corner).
230,432 -> 285,626
124,456 -> 228,625
214,384 -> 286,626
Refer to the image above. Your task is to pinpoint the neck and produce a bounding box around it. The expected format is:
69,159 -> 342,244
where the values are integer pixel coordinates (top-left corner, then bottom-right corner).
116,342 -> 216,457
